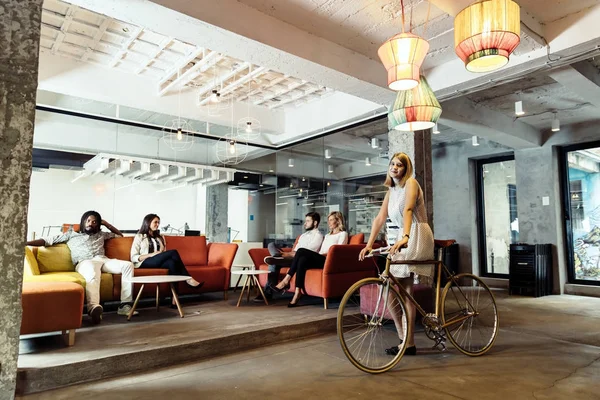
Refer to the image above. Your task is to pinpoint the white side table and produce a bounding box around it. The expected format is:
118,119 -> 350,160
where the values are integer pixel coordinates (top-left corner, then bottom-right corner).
124,275 -> 190,319
230,270 -> 271,306
231,265 -> 253,292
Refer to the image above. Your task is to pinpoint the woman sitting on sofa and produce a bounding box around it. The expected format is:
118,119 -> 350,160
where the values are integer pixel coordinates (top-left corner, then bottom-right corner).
271,211 -> 348,307
130,214 -> 203,304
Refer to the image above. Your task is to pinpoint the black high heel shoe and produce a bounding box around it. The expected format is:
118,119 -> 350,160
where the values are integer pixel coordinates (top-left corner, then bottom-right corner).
287,291 -> 304,308
268,282 -> 290,295
385,344 -> 416,356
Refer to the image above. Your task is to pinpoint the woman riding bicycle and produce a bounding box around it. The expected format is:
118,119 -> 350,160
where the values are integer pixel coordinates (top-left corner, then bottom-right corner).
358,152 -> 434,356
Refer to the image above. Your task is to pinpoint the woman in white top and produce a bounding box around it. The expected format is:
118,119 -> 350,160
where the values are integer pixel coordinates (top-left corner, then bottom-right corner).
359,152 -> 434,356
130,214 -> 203,303
272,211 -> 348,307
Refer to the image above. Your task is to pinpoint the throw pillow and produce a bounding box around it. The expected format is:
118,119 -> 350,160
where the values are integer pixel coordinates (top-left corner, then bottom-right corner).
37,244 -> 75,273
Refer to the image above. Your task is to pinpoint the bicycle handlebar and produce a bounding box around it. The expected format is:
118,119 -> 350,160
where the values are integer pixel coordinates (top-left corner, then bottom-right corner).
364,246 -> 391,258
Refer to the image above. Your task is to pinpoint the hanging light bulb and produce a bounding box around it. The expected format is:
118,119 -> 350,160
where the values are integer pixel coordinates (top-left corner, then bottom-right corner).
371,138 -> 380,149
365,157 -> 371,166
552,113 -> 560,132
472,136 -> 480,146
433,123 -> 440,134
328,165 -> 334,174
515,100 -> 524,116
245,121 -> 253,133
229,140 -> 236,154
288,158 -> 294,168
176,127 -> 183,141
210,90 -> 221,103
325,149 -> 332,159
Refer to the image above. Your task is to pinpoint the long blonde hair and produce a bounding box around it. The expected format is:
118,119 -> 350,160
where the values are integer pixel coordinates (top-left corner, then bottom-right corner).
384,152 -> 414,188
327,211 -> 346,234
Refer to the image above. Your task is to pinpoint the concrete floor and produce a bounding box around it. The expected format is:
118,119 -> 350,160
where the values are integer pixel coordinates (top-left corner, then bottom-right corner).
17,291 -> 600,400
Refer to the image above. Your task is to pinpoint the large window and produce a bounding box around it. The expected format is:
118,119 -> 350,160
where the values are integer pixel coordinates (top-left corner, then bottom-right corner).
562,143 -> 600,285
476,156 -> 519,277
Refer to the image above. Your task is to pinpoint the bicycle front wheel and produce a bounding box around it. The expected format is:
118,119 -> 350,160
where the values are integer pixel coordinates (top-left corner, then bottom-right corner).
337,277 -> 409,374
441,273 -> 499,356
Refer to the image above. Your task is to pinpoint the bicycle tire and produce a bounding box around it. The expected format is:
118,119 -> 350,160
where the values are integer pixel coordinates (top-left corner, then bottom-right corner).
337,277 -> 409,373
441,273 -> 499,356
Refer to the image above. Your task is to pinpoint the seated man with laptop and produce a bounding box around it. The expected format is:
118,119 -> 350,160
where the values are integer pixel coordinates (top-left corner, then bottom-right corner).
256,212 -> 323,302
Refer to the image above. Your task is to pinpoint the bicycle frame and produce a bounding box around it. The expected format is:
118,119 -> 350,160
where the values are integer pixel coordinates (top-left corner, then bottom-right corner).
378,255 -> 475,330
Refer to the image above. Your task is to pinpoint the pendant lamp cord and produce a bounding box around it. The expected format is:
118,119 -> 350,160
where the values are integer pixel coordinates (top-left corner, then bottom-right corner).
400,0 -> 405,33
423,1 -> 431,38
409,0 -> 413,33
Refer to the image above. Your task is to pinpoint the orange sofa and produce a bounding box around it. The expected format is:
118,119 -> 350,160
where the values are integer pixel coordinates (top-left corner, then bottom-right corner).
21,281 -> 84,346
25,236 -> 238,303
106,236 -> 238,300
248,233 -> 375,308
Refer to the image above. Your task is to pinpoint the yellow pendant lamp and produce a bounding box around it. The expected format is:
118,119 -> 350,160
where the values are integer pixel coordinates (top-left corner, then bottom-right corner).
378,0 -> 430,91
454,0 -> 521,73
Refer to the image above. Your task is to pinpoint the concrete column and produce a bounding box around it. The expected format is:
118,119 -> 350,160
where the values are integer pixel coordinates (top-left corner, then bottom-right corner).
206,183 -> 229,242
514,146 -> 565,294
388,129 -> 434,229
0,1 -> 43,398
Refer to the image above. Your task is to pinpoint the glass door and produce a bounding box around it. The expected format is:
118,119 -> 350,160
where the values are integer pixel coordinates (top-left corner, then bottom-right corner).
563,144 -> 600,285
476,156 -> 518,277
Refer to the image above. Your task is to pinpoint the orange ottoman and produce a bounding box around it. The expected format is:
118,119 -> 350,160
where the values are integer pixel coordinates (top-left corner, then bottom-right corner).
21,281 -> 84,346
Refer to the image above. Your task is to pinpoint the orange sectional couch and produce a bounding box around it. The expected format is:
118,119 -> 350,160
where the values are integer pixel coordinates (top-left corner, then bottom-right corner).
21,281 -> 84,346
248,234 -> 374,308
25,236 -> 238,303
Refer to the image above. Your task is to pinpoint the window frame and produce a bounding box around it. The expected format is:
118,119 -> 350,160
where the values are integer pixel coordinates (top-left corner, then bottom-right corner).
475,155 -> 515,279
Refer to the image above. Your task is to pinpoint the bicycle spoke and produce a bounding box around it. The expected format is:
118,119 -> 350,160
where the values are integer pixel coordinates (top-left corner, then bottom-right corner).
337,278 -> 408,373
442,274 -> 498,356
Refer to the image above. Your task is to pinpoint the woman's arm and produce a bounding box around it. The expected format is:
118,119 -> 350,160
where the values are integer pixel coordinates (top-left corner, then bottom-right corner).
130,234 -> 143,264
390,178 -> 418,255
159,235 -> 167,252
359,191 -> 390,260
339,231 -> 348,245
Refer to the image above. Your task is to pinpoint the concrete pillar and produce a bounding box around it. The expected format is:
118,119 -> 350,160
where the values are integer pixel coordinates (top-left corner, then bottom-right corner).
0,1 -> 43,398
206,183 -> 229,242
514,146 -> 565,294
388,129 -> 434,229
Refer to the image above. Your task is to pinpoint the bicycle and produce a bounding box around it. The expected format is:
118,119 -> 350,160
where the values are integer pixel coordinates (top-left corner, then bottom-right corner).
337,247 -> 499,374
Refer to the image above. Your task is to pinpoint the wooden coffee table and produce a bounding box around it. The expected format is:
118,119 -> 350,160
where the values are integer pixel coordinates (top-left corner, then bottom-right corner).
124,275 -> 190,320
230,270 -> 271,306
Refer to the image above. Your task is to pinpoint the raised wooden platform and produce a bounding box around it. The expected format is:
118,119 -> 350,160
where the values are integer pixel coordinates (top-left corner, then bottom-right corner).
17,292 -> 338,395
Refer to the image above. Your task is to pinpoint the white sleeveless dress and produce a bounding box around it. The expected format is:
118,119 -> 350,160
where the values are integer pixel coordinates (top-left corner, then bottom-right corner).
387,181 -> 435,283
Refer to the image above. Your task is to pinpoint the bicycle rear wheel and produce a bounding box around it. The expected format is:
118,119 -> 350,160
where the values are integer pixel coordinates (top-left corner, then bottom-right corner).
337,277 -> 409,373
441,273 -> 499,356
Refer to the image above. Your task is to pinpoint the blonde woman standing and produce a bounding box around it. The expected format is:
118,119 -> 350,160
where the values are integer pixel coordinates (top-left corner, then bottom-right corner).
359,152 -> 434,356
272,211 -> 348,307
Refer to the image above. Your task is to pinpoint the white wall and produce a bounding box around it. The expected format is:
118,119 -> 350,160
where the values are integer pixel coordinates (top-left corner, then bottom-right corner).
27,169 -> 199,239
228,188 -> 249,242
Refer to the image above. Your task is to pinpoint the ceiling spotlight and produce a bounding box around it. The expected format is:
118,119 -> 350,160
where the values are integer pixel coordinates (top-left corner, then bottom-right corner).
365,157 -> 371,166
432,123 -> 440,134
176,127 -> 183,141
229,140 -> 236,154
245,121 -> 253,133
371,138 -> 380,149
472,136 -> 480,146
288,158 -> 294,168
552,113 -> 560,132
328,165 -> 334,174
325,149 -> 332,159
210,90 -> 221,103
515,100 -> 524,116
